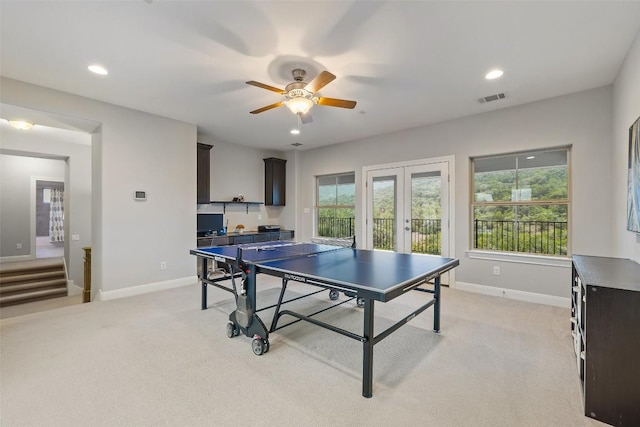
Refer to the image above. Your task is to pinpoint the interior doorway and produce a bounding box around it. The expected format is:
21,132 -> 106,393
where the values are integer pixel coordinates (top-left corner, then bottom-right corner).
34,179 -> 64,259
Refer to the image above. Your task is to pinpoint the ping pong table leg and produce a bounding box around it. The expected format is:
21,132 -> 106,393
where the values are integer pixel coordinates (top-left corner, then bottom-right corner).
434,275 -> 441,333
201,257 -> 208,310
362,298 -> 374,398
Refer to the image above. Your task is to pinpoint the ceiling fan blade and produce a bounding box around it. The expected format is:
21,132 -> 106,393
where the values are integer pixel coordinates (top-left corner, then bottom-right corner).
304,71 -> 336,93
317,97 -> 357,109
250,102 -> 284,114
299,112 -> 313,124
246,81 -> 286,94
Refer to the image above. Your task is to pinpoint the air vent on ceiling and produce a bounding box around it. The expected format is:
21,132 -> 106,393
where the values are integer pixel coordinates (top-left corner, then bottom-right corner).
478,92 -> 507,104
291,142 -> 303,146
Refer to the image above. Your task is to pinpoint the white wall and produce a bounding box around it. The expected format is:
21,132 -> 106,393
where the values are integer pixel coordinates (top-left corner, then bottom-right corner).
0,124 -> 91,288
0,154 -> 65,257
612,29 -> 640,263
1,77 -> 197,299
196,138 -> 291,232
295,86 -> 614,299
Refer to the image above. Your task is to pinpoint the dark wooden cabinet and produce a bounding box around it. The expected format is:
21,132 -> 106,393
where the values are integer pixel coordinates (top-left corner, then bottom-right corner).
264,157 -> 286,206
233,234 -> 254,244
279,230 -> 293,240
253,233 -> 271,243
197,236 -> 230,247
197,143 -> 213,204
571,255 -> 640,426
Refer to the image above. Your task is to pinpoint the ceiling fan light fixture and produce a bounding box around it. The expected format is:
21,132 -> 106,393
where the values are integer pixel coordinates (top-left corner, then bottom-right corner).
247,68 -> 355,119
8,120 -> 34,130
286,97 -> 314,115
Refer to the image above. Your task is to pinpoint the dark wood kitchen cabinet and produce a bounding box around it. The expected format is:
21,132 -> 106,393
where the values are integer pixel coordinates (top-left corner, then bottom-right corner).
264,157 -> 286,206
197,143 -> 213,204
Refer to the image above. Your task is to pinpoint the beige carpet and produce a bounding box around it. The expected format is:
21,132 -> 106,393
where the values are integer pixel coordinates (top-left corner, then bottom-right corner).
0,276 -> 604,426
0,294 -> 82,319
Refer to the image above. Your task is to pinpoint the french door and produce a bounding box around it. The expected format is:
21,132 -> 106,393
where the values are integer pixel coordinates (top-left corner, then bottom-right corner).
364,159 -> 451,259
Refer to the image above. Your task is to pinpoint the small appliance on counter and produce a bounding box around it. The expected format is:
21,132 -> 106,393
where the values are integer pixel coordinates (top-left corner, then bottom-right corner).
258,225 -> 281,232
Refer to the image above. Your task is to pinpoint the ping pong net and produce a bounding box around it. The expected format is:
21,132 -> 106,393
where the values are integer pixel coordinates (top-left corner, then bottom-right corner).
236,241 -> 349,263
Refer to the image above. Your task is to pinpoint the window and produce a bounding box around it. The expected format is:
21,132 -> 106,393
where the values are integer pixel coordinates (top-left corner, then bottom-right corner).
471,147 -> 570,256
316,173 -> 355,238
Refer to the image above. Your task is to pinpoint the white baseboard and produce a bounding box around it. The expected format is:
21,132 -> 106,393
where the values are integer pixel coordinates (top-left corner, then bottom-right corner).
0,254 -> 35,263
454,281 -> 570,308
67,280 -> 83,296
98,276 -> 198,301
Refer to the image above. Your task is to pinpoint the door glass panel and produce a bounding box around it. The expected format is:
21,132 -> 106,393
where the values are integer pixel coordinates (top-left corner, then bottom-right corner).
411,171 -> 441,255
372,176 -> 396,250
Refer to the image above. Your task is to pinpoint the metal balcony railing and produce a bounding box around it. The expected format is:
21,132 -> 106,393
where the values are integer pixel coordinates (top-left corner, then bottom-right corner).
318,217 -> 442,255
319,217 -> 567,256
372,218 -> 442,254
318,217 -> 355,238
473,219 -> 567,255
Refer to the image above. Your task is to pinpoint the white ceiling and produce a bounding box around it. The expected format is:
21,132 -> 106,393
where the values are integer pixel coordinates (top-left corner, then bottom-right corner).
1,1 -> 639,151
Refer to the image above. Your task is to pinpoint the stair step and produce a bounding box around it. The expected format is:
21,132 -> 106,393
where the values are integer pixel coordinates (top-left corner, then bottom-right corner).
0,278 -> 67,295
0,258 -> 68,308
0,270 -> 65,285
0,260 -> 64,275
0,288 -> 68,307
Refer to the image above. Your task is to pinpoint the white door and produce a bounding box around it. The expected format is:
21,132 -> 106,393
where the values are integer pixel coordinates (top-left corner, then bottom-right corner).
365,160 -> 450,257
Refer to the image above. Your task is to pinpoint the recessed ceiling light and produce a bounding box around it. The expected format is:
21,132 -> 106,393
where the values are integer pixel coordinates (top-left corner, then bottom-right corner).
485,69 -> 504,80
8,120 -> 34,130
290,128 -> 300,135
88,64 -> 108,75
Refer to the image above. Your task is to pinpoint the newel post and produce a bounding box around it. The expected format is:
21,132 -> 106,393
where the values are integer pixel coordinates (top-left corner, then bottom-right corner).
82,247 -> 92,303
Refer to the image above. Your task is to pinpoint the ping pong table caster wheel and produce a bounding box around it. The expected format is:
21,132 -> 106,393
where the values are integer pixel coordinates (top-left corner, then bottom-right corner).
356,297 -> 365,308
251,337 -> 269,356
329,290 -> 339,301
226,322 -> 239,338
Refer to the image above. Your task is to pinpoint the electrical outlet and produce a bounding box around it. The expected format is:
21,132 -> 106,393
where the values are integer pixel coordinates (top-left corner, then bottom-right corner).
493,266 -> 501,275
16,243 -> 22,249
160,261 -> 167,270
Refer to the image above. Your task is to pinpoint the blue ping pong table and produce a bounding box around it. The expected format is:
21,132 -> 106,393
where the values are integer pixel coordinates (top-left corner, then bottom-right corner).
190,241 -> 459,398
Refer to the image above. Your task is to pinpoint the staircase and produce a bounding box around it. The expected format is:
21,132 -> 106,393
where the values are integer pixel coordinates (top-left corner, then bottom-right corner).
0,258 -> 67,307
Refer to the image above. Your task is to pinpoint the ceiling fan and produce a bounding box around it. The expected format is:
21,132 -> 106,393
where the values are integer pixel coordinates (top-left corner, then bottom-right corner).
246,69 -> 357,124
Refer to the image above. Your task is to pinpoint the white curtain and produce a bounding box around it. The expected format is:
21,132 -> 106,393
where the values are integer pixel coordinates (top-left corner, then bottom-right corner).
49,188 -> 64,242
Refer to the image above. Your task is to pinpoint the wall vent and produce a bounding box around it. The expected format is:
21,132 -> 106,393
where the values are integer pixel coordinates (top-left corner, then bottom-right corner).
291,142 -> 303,146
478,92 -> 507,104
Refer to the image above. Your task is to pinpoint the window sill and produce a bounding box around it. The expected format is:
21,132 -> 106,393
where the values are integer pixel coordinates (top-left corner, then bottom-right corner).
466,250 -> 571,268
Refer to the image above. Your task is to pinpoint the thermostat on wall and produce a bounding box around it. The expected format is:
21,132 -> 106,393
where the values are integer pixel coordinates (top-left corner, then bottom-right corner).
134,191 -> 147,201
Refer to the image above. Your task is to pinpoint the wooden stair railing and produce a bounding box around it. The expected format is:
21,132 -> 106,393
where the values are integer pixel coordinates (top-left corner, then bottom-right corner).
83,247 -> 91,303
